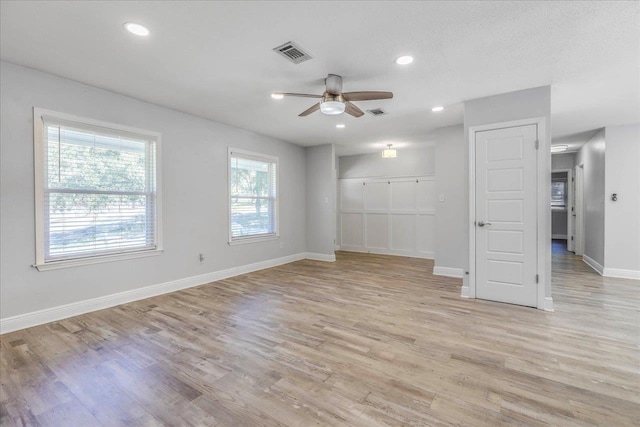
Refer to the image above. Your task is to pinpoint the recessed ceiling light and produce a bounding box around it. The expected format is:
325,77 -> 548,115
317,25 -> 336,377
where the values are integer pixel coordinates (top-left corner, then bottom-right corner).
336,124 -> 346,129
551,145 -> 569,153
431,106 -> 444,112
395,55 -> 414,65
124,22 -> 150,37
271,93 -> 284,99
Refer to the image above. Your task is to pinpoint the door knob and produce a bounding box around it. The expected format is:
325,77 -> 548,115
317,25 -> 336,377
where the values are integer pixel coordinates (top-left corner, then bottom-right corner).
478,221 -> 492,227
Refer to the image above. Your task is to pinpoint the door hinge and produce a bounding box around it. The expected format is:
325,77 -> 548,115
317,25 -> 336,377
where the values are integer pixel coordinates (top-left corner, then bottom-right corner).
535,274 -> 539,283
535,139 -> 539,149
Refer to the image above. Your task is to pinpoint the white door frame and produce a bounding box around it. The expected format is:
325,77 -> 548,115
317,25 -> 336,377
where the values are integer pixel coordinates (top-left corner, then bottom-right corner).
466,117 -> 548,310
552,168 -> 573,250
574,163 -> 585,256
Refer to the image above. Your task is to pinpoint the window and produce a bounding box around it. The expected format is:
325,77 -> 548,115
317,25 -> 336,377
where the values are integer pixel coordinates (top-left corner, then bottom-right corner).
551,180 -> 567,209
34,109 -> 161,270
228,148 -> 278,243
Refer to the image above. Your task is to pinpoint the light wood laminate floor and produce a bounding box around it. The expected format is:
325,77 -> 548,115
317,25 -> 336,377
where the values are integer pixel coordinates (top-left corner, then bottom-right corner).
1,248 -> 639,426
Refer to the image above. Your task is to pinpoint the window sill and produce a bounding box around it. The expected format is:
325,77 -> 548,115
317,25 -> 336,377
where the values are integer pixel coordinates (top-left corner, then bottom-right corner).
228,235 -> 279,246
34,249 -> 163,271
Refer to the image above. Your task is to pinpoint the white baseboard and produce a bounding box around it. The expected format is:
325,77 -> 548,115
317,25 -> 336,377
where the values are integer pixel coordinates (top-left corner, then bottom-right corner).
551,234 -> 567,239
433,266 -> 464,278
582,254 -> 604,275
304,252 -> 336,262
460,286 -> 471,298
338,246 -> 434,260
0,253 -> 308,335
603,267 -> 640,280
541,297 -> 554,312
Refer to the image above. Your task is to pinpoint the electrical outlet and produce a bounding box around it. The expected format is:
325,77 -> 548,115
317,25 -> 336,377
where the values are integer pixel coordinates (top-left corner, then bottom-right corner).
199,253 -> 205,263
439,194 -> 445,202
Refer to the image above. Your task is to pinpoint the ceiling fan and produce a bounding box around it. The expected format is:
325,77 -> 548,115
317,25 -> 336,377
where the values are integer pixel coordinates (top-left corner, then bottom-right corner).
273,74 -> 393,117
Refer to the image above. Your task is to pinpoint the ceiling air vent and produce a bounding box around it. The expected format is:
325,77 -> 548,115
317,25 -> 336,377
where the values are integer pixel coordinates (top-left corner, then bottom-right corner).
367,108 -> 387,116
273,41 -> 313,64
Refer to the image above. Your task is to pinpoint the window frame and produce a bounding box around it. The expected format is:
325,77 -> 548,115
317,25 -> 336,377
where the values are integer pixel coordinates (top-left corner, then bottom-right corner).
551,179 -> 568,210
227,147 -> 279,245
33,108 -> 163,271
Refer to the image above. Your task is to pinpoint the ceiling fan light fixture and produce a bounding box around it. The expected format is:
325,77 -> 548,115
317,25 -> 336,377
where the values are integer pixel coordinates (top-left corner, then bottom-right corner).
336,124 -> 346,129
271,93 -> 284,99
320,100 -> 346,115
395,55 -> 414,65
551,145 -> 569,153
382,144 -> 397,158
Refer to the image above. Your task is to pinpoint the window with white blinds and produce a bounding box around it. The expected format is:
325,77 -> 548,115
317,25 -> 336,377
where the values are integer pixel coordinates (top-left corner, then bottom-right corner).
228,149 -> 278,243
34,109 -> 161,268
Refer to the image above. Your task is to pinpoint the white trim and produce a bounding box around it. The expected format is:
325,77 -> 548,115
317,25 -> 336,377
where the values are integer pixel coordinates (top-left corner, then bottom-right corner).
1,253 -> 310,335
583,254 -> 604,275
227,235 -> 279,246
339,246 -> 434,260
228,147 -> 280,244
603,267 -> 640,280
542,297 -> 555,312
552,234 -> 568,239
34,249 -> 163,271
460,286 -> 471,298
467,117 -> 549,310
304,252 -> 336,262
32,107 -> 163,269
433,266 -> 464,278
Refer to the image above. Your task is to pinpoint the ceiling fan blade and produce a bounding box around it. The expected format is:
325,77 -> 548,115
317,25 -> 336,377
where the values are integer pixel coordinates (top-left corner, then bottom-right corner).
342,91 -> 393,101
299,103 -> 320,117
276,93 -> 323,98
345,101 -> 364,118
325,74 -> 343,95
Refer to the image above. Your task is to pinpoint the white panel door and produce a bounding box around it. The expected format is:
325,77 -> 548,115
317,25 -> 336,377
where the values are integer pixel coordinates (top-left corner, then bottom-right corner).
475,125 -> 538,307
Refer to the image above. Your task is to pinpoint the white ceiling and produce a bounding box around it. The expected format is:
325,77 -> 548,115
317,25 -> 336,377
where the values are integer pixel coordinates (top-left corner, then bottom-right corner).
1,1 -> 638,155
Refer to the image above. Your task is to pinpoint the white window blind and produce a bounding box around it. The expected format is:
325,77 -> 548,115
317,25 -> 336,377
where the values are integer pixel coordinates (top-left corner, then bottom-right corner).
36,112 -> 160,266
229,150 -> 278,242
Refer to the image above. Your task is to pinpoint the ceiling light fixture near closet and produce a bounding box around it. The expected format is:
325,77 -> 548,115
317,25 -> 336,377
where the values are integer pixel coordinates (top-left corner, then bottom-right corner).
124,22 -> 150,36
551,145 -> 569,153
336,124 -> 346,129
431,106 -> 444,112
382,144 -> 397,158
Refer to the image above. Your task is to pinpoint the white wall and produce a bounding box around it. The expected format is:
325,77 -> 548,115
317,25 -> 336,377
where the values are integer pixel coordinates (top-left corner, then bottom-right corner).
604,124 -> 640,277
575,129 -> 606,268
306,144 -> 336,259
464,86 -> 552,306
338,146 -> 435,179
0,61 -> 307,321
434,125 -> 466,274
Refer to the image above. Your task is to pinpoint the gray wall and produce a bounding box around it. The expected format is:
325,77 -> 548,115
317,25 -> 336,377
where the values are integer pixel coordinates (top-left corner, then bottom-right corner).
338,146 -> 435,179
464,86 -> 552,300
306,144 -> 336,257
434,125 -> 466,270
552,153 -> 575,171
604,124 -> 640,273
575,129 -> 606,267
0,61 -> 307,319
